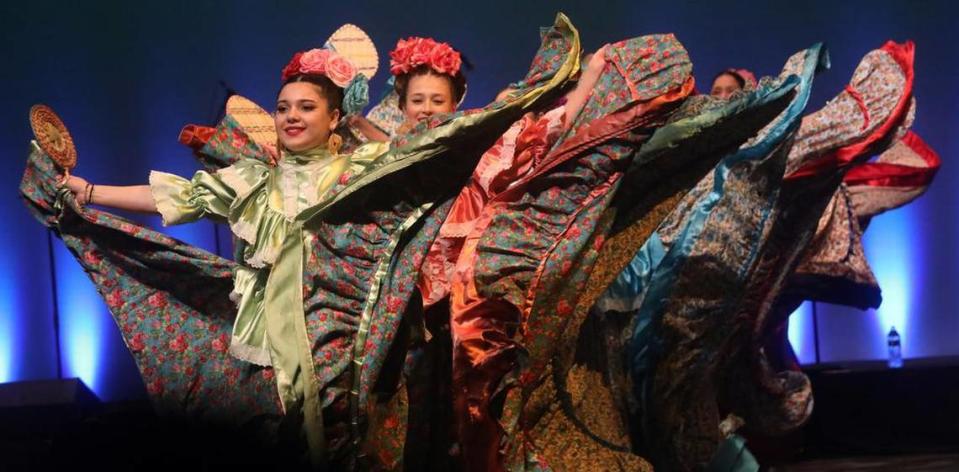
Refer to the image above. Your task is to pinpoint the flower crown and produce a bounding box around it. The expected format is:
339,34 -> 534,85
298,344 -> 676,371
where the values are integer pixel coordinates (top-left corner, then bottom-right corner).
281,48 -> 357,88
281,47 -> 370,115
389,37 -> 462,77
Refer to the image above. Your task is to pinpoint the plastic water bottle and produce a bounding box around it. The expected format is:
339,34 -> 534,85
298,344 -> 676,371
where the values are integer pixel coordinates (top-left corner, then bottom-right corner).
887,326 -> 903,368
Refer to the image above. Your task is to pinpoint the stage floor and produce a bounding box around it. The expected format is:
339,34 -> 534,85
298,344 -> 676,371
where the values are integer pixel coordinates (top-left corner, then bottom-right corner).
773,453 -> 959,472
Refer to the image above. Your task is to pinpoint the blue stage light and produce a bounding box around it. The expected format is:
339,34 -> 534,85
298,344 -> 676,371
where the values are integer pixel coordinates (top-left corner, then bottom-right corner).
0,273 -> 21,383
864,206 -> 916,360
53,244 -> 105,398
789,301 -> 817,365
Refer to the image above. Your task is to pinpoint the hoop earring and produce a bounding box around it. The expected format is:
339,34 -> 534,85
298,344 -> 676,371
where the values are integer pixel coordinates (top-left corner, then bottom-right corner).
328,133 -> 343,155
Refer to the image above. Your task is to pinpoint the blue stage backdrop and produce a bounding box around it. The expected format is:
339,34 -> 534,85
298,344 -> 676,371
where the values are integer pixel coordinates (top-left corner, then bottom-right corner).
1,0 -> 956,401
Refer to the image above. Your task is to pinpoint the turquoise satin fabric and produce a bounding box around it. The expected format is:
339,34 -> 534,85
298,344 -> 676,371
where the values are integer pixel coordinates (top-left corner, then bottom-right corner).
592,44 -> 827,388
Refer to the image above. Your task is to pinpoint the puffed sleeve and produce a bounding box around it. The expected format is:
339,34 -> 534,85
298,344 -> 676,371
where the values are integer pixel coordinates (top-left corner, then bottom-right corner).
149,169 -> 236,225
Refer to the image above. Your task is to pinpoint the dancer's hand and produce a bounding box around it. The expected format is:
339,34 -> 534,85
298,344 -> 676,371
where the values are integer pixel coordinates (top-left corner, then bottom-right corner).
347,115 -> 390,142
586,45 -> 608,74
60,174 -> 92,205
564,44 -> 609,128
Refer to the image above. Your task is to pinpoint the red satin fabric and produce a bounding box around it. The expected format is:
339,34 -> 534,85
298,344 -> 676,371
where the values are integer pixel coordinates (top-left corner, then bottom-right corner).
786,41 -> 916,181
418,107 -> 567,308
177,124 -> 216,150
446,78 -> 694,471
844,131 -> 941,187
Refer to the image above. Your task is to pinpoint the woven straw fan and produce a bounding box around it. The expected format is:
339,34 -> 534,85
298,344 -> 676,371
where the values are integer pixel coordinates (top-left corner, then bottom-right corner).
225,95 -> 277,153
326,23 -> 379,80
30,104 -> 78,177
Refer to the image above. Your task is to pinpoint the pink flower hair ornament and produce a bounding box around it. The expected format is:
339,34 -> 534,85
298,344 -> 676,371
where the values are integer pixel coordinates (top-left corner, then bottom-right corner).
389,37 -> 462,77
281,47 -> 358,88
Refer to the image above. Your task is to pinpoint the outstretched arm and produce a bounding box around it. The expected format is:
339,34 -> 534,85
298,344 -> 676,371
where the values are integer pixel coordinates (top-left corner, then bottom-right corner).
347,115 -> 391,143
62,175 -> 157,213
564,45 -> 609,128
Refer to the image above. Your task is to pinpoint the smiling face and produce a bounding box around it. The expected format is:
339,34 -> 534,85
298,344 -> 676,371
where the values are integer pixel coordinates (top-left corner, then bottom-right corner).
710,73 -> 743,100
274,81 -> 341,152
401,71 -> 456,125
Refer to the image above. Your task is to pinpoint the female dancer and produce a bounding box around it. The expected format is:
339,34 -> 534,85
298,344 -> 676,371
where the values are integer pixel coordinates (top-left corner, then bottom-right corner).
24,17 -> 582,468
349,36 -> 467,141
710,68 -> 757,99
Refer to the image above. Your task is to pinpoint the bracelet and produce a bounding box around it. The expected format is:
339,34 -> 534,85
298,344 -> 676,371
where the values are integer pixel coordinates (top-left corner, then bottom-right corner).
82,182 -> 92,205
88,184 -> 96,205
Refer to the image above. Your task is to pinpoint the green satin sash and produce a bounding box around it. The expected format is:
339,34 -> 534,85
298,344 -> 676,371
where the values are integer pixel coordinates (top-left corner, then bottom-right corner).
250,13 -> 582,463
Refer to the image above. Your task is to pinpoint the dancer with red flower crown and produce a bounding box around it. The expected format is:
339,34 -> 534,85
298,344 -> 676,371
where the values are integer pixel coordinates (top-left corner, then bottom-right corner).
351,36 -> 468,142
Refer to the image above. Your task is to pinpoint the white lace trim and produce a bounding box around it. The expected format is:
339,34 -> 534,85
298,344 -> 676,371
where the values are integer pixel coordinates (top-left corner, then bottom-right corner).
246,243 -> 281,268
217,165 -> 254,199
229,337 -> 272,367
230,217 -> 259,246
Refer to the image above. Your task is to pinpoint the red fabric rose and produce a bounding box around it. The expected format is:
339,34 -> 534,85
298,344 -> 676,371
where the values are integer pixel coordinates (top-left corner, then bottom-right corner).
281,52 -> 303,81
409,38 -> 435,67
430,44 -> 462,76
389,38 -> 415,75
389,37 -> 461,77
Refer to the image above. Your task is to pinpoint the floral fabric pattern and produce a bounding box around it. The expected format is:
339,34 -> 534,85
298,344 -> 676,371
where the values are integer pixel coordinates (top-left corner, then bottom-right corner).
21,13 -> 583,469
